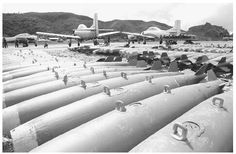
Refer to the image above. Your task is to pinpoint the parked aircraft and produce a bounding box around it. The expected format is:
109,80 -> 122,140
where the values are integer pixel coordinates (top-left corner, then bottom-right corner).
4,33 -> 37,43
48,37 -> 64,42
36,13 -> 121,46
123,20 -> 196,43
143,20 -> 181,37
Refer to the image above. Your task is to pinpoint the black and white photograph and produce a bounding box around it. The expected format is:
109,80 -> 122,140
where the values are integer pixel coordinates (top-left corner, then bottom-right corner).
1,0 -> 234,152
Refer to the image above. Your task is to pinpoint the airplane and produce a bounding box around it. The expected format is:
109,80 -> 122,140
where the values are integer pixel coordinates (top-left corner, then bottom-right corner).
48,37 -> 64,42
122,20 -> 196,44
4,33 -> 37,43
36,13 -> 121,46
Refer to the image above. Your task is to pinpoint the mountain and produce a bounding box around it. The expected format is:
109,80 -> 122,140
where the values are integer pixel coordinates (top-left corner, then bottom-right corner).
187,22 -> 230,41
3,12 -> 172,37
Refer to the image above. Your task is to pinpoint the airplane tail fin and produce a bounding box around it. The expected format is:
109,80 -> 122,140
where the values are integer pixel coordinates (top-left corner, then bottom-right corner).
90,13 -> 99,37
174,20 -> 181,35
151,60 -> 162,70
160,52 -> 168,58
168,61 -> 179,72
207,69 -> 218,81
195,64 -> 207,75
218,57 -> 226,64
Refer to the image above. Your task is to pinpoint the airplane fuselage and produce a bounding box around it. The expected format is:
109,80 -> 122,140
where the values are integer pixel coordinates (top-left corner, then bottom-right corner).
142,30 -> 169,38
5,36 -> 37,43
74,30 -> 97,40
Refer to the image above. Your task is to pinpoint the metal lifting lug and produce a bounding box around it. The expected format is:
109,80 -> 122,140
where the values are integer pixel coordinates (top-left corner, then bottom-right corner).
163,85 -> 171,93
121,72 -> 128,79
54,71 -> 59,80
80,80 -> 87,89
63,75 -> 68,85
212,97 -> 224,108
83,61 -> 87,68
103,86 -> 111,96
90,67 -> 95,74
171,123 -> 188,141
103,70 -> 107,78
116,100 -> 126,112
145,76 -> 153,83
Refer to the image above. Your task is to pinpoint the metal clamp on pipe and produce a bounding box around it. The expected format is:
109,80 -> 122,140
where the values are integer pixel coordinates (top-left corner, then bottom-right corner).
52,66 -> 60,72
80,80 -> 86,89
212,97 -> 224,108
171,123 -> 188,141
145,76 -> 153,83
103,70 -> 107,78
121,72 -> 127,79
54,71 -> 59,80
83,61 -> 87,68
52,67 -> 56,72
63,75 -> 68,85
116,100 -> 126,112
103,86 -> 111,96
163,85 -> 171,93
90,67 -> 95,74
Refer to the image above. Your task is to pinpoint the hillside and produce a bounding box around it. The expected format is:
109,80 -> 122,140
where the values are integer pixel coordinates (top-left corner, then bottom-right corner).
3,12 -> 172,37
187,22 -> 230,41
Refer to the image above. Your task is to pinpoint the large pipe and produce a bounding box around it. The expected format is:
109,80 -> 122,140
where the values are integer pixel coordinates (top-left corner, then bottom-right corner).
3,71 -> 182,136
3,73 -> 58,93
2,63 -> 126,86
3,66 -> 44,76
2,61 -> 84,73
2,63 -> 84,85
2,65 -> 149,107
29,79 -> 224,152
3,71 -> 56,85
3,64 -> 40,72
3,65 -> 142,93
2,60 -> 137,82
130,90 -> 233,152
52,62 -> 135,73
2,63 -> 75,77
2,66 -> 50,82
11,71 -> 206,151
3,69 -> 160,107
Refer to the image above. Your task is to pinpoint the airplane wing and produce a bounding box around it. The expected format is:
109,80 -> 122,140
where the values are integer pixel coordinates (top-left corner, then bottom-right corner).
121,32 -> 155,39
36,32 -> 81,39
97,31 -> 122,38
5,37 -> 16,42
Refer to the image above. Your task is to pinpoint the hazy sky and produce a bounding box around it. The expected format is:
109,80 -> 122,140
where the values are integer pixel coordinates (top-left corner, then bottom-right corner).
2,2 -> 233,32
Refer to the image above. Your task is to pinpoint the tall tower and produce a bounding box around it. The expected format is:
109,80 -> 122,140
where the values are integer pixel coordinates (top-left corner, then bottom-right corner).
175,20 -> 181,35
